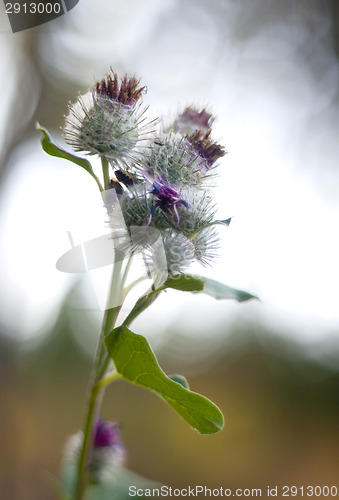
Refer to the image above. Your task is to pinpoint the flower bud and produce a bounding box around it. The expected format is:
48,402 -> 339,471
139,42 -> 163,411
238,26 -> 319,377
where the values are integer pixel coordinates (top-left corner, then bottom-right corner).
90,419 -> 125,482
62,418 -> 125,487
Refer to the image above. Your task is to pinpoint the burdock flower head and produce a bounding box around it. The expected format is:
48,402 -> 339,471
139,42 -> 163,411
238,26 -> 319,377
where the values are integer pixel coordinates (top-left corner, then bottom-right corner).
107,102 -> 230,275
173,106 -> 214,135
63,418 -> 125,485
64,68 -> 150,167
90,418 -> 125,481
47,69 -> 230,276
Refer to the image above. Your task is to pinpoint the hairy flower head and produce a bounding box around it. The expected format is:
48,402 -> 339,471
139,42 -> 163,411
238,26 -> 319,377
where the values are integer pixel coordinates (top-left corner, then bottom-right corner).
118,186 -> 170,231
191,226 -> 220,266
94,82 -> 231,275
62,418 -> 125,486
111,176 -> 221,270
96,69 -> 146,106
64,70 -> 150,167
146,230 -> 196,275
174,107 -> 213,135
137,135 -> 207,187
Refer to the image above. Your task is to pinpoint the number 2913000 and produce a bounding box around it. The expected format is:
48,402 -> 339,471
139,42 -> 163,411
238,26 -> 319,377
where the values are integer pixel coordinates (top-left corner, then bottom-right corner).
6,2 -> 62,14
282,485 -> 337,497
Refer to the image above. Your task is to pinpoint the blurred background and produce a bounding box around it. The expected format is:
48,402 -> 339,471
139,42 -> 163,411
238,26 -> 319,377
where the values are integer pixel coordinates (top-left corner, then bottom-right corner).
1,0 -> 339,499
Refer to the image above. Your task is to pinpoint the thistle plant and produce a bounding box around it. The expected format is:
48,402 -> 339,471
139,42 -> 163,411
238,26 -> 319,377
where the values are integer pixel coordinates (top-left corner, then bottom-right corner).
37,69 -> 256,500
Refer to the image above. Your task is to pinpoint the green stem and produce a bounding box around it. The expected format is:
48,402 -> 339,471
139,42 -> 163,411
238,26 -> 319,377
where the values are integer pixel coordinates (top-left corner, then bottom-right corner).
74,251 -> 125,500
121,276 -> 147,301
95,306 -> 121,379
123,290 -> 161,328
98,282 -> 161,385
74,382 -> 103,500
94,371 -> 121,392
120,252 -> 134,290
96,251 -> 131,377
73,248 -> 160,499
101,156 -> 110,191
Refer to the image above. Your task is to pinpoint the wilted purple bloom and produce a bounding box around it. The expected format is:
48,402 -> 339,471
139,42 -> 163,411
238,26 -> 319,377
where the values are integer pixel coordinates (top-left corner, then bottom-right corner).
187,129 -> 226,169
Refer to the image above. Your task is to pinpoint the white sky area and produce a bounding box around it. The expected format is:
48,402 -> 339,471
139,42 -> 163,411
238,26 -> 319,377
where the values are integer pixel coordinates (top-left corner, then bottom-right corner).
0,0 -> 339,348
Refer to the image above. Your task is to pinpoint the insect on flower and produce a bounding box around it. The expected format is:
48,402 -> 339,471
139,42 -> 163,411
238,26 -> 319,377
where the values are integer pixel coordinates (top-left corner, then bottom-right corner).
115,169 -> 137,186
110,178 -> 123,195
143,172 -> 189,227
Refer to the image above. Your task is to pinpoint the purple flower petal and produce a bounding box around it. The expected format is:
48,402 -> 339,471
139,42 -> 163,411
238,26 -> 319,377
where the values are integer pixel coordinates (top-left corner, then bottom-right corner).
94,418 -> 121,448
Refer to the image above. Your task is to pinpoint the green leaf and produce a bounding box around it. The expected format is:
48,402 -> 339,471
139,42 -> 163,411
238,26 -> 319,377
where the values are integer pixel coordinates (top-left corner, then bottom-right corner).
105,326 -> 224,434
61,464 -> 156,500
217,217 -> 232,226
158,273 -> 256,302
36,123 -> 103,191
86,468 -> 159,500
160,274 -> 204,292
199,276 -> 258,302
